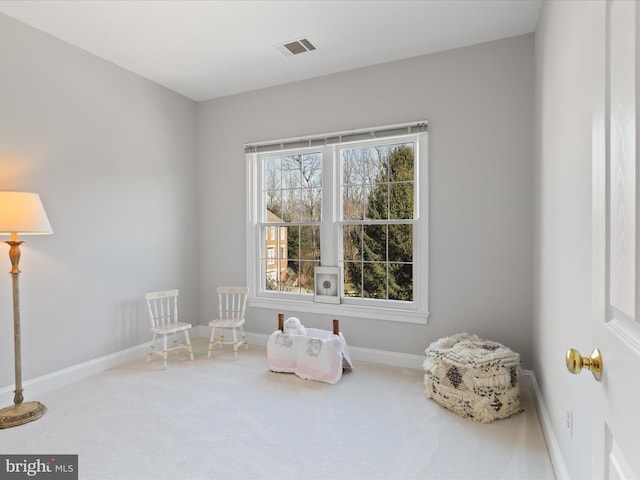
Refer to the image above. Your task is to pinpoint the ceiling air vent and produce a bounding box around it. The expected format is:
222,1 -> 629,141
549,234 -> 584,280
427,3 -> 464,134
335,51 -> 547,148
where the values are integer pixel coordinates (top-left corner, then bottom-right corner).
276,38 -> 317,57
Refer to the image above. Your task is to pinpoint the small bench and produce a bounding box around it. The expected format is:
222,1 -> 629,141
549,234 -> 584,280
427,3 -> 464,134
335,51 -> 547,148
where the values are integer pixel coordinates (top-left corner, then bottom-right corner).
423,333 -> 523,423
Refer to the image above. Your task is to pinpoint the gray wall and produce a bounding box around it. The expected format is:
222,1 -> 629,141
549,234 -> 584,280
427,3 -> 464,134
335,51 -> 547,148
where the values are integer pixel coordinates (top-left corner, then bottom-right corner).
534,2 -> 593,478
0,6 -> 595,473
0,12 -> 536,391
0,13 -> 199,387
198,34 -> 535,366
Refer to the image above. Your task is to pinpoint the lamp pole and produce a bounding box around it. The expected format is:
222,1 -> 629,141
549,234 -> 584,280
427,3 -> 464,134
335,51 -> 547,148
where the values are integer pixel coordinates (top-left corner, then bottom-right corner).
8,237 -> 25,405
0,235 -> 46,428
0,191 -> 52,429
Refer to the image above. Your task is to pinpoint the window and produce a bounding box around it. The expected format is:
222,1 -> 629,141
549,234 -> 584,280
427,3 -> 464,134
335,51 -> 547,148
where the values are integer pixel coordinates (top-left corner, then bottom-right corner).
262,152 -> 321,294
341,141 -> 415,302
246,122 -> 428,324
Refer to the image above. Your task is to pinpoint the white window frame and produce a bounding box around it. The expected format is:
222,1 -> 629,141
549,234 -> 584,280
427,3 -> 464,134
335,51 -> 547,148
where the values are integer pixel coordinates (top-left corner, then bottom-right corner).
246,125 -> 429,325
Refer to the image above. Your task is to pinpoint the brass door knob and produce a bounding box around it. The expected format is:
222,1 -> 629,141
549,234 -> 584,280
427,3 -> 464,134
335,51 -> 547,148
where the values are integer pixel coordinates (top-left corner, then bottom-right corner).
566,348 -> 602,381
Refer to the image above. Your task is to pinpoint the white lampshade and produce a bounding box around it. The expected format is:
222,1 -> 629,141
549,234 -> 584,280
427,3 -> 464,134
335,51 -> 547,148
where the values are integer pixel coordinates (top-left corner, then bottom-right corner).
0,191 -> 53,235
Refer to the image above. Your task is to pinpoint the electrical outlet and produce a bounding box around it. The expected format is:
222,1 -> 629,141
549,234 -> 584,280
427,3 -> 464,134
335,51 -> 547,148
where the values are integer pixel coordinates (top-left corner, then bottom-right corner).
566,409 -> 573,438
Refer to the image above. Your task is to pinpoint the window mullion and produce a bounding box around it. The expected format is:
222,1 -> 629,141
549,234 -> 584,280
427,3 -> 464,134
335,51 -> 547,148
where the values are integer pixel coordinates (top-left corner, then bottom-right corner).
319,145 -> 336,266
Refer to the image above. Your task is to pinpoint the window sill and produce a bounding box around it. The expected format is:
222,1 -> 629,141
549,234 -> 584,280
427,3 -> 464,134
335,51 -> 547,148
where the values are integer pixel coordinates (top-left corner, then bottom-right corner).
247,296 -> 429,325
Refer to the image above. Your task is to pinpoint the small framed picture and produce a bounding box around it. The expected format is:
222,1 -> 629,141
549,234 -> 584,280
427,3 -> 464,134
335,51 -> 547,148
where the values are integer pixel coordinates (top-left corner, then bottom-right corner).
314,266 -> 340,304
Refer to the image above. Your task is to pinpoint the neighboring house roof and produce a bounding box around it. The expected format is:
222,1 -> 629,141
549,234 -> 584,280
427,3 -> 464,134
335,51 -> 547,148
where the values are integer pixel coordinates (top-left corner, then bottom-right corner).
266,210 -> 284,223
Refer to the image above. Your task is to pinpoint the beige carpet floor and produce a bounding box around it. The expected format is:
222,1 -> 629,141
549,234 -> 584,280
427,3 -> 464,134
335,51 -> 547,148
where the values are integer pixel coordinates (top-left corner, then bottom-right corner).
2,339 -> 555,480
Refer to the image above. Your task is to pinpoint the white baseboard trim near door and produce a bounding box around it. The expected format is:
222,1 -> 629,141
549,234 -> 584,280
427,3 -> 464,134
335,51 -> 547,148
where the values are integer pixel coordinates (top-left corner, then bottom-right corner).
0,342 -> 149,406
522,370 -> 569,480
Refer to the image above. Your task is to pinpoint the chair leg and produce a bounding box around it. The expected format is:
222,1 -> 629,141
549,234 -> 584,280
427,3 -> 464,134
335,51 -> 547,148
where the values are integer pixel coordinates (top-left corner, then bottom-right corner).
240,324 -> 248,350
147,333 -> 157,363
184,330 -> 194,361
232,327 -> 238,357
162,334 -> 168,369
208,326 -> 216,359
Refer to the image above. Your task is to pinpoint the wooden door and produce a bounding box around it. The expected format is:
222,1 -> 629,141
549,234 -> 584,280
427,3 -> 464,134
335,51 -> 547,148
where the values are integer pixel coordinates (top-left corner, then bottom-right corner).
592,0 -> 640,478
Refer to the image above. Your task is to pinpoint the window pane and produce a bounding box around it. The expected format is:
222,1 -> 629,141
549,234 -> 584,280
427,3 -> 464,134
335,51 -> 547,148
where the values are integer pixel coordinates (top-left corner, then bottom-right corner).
277,189 -> 289,221
342,145 -> 392,184
264,259 -> 281,292
388,224 -> 413,262
277,226 -> 289,262
282,155 -> 302,188
363,148 -> 384,183
343,225 -> 362,262
302,153 -> 322,188
343,261 -> 361,297
363,224 -> 387,261
343,184 -> 364,220
288,226 -> 300,259
389,263 -> 413,301
265,193 -> 282,222
313,187 -> 323,221
290,190 -> 301,222
390,182 -> 414,220
264,157 -> 282,189
342,148 -> 363,185
300,225 -> 320,259
365,183 -> 388,220
300,260 -> 318,294
302,187 -> 322,222
363,262 -> 387,299
388,143 -> 415,183
285,260 -> 300,293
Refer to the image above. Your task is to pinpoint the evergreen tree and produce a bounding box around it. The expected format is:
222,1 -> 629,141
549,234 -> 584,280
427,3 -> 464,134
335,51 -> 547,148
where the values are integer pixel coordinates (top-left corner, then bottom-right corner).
347,144 -> 414,300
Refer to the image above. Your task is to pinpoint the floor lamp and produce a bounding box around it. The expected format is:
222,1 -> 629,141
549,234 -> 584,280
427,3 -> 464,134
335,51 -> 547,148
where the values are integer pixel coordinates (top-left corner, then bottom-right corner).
0,191 -> 52,429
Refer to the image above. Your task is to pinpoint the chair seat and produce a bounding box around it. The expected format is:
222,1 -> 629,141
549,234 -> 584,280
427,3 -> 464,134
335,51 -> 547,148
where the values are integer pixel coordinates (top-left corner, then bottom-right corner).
150,322 -> 192,334
209,318 -> 245,328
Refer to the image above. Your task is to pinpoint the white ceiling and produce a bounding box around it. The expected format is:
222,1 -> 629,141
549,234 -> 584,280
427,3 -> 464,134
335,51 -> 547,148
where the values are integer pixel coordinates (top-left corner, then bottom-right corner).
0,0 -> 541,102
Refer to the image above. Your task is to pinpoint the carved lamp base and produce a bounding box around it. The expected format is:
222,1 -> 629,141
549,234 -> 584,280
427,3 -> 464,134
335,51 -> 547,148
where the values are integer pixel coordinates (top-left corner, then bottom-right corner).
0,401 -> 46,429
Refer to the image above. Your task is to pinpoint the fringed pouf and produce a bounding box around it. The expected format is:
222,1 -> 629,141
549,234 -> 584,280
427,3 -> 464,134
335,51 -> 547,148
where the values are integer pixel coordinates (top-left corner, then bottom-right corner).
423,333 -> 523,423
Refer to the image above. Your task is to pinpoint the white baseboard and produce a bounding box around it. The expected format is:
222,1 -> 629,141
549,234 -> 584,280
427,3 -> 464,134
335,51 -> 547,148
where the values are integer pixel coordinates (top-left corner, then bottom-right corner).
523,370 -> 569,480
1,328 -> 426,405
195,326 -> 427,369
0,342 -> 149,406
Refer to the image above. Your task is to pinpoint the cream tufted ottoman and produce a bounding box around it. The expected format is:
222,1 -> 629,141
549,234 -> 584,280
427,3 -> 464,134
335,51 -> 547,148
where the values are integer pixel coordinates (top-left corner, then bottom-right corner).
423,333 -> 523,423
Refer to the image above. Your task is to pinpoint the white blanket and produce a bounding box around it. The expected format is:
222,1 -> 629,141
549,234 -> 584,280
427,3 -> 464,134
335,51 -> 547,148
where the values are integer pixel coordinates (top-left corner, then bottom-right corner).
268,327 -> 353,384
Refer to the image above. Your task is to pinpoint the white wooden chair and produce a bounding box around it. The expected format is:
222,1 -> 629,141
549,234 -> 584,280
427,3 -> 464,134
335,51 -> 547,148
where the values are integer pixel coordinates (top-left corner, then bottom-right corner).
145,289 -> 194,368
208,286 -> 249,358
